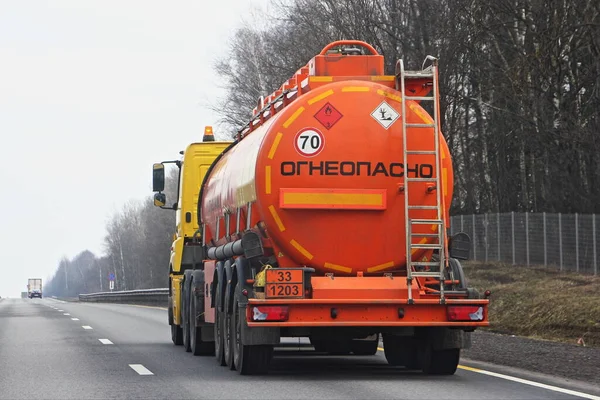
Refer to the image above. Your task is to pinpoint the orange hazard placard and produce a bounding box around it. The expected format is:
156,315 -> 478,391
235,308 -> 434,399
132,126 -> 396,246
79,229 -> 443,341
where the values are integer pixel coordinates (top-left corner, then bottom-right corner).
265,269 -> 304,298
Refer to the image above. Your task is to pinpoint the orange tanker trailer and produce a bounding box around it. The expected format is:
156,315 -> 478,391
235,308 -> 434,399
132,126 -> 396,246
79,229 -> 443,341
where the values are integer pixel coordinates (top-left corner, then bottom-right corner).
163,40 -> 489,376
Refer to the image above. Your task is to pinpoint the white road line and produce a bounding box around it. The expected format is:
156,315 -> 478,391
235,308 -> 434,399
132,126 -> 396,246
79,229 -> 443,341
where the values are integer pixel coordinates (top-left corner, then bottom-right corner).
71,318 -> 79,321
63,313 -> 70,316
98,339 -> 113,345
459,366 -> 600,400
376,347 -> 599,400
129,364 -> 153,376
58,309 -> 64,312
82,325 -> 93,330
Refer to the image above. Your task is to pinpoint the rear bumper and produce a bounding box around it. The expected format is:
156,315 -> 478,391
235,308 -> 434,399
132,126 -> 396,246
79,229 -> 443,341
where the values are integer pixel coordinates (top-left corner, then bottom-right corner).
246,298 -> 489,328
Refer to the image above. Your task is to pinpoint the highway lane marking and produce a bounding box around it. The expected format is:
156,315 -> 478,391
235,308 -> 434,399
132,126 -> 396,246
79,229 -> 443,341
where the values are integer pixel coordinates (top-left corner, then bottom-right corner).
129,364 -> 154,376
82,325 -> 93,330
63,313 -> 70,316
71,318 -> 80,321
458,366 -> 600,400
376,347 -> 599,400
58,309 -> 64,312
98,339 -> 113,345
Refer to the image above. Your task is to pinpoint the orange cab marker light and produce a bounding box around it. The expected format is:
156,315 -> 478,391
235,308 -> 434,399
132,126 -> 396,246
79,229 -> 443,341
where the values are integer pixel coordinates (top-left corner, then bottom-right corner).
324,263 -> 352,274
290,239 -> 313,260
268,205 -> 285,232
203,125 -> 215,142
268,132 -> 283,159
367,261 -> 395,273
283,106 -> 305,128
308,89 -> 334,105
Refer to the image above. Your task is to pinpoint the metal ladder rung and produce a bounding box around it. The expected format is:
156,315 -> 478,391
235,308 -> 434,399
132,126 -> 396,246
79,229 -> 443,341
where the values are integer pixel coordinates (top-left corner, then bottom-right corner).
411,261 -> 442,267
411,243 -> 443,250
411,272 -> 443,278
406,178 -> 437,182
410,219 -> 444,225
406,150 -> 436,155
406,123 -> 436,128
405,96 -> 434,101
403,71 -> 433,78
410,233 -> 440,238
408,205 -> 439,210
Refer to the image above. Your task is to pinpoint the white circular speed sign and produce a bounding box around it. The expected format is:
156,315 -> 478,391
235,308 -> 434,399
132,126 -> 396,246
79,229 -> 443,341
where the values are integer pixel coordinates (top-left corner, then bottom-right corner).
294,128 -> 324,157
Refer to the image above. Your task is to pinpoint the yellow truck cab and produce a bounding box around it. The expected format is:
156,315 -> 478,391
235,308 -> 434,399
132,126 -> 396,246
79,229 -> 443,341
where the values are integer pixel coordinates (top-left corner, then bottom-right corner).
152,126 -> 232,350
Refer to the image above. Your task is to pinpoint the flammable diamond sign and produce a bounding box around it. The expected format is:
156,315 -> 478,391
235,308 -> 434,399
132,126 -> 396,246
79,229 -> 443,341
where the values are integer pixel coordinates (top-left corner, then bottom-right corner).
314,102 -> 343,130
371,101 -> 399,129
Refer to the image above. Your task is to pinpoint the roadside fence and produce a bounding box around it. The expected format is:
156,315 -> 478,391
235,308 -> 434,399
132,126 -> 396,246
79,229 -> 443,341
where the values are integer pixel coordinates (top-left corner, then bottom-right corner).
450,213 -> 598,275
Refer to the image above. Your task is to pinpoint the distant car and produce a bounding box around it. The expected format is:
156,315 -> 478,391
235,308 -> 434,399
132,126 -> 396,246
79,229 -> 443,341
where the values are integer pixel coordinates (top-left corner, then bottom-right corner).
30,289 -> 42,299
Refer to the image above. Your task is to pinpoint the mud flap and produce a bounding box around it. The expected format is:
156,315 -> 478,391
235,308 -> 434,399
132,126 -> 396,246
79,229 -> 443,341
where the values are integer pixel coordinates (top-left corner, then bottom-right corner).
239,303 -> 280,345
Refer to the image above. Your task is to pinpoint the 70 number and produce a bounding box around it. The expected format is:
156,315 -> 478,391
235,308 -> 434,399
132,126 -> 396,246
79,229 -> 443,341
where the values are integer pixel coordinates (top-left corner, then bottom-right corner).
299,134 -> 321,150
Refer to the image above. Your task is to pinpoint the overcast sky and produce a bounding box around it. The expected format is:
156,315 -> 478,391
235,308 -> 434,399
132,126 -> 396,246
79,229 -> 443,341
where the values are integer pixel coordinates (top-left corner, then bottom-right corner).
0,0 -> 270,297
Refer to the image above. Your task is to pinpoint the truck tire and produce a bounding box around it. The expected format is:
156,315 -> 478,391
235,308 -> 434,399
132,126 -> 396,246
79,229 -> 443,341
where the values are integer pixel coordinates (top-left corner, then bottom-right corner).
169,306 -> 183,345
351,334 -> 379,355
223,281 -> 235,370
232,283 -> 273,375
171,324 -> 183,346
421,347 -> 460,375
181,278 -> 191,353
189,278 -> 214,356
214,282 -> 226,366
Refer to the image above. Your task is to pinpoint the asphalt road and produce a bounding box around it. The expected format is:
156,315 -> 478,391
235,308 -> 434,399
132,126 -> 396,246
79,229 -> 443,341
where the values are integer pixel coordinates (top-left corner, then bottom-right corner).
1,298 -> 598,400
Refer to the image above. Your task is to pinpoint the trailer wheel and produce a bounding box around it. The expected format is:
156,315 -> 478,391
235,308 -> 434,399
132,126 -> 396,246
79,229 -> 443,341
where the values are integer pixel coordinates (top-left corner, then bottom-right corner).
181,277 -> 191,352
189,279 -> 214,356
232,283 -> 273,375
223,281 -> 235,370
422,347 -> 460,375
351,334 -> 379,355
214,282 -> 226,366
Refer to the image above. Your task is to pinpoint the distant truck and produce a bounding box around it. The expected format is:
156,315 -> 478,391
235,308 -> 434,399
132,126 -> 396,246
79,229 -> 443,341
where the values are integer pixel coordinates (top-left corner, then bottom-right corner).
27,278 -> 42,299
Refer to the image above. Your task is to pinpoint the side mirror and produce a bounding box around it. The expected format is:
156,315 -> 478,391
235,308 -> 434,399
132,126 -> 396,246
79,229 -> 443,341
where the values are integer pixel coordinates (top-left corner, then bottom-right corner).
152,163 -> 165,192
154,192 -> 166,207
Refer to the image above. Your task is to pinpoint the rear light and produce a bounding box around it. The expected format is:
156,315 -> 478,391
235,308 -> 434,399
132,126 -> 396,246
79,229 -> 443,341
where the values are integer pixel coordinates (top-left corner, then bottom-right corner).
447,306 -> 484,321
252,306 -> 289,322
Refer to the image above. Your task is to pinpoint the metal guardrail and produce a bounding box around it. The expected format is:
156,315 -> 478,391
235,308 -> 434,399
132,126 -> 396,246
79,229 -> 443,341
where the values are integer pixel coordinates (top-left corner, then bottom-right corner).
79,288 -> 168,306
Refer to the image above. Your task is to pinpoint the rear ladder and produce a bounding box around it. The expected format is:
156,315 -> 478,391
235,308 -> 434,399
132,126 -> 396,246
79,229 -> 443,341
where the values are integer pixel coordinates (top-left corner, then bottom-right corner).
396,57 -> 448,304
